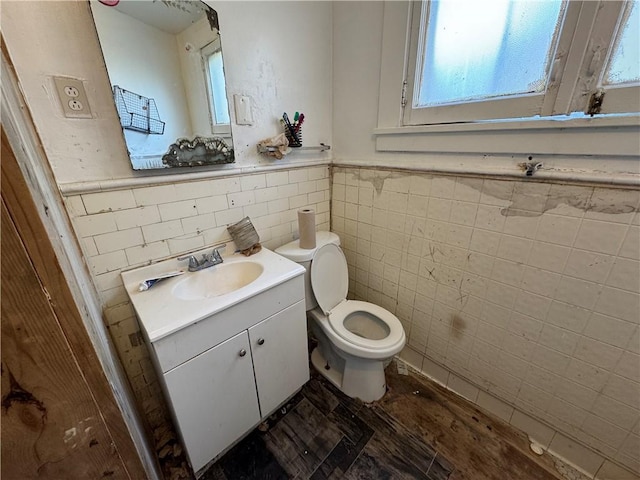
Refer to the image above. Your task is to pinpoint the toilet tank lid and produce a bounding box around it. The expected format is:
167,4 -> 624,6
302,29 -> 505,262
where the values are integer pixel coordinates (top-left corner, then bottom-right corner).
274,231 -> 340,262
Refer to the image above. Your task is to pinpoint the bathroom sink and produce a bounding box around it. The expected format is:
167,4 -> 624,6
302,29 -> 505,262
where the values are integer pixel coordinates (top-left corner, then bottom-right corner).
121,247 -> 305,342
172,261 -> 263,301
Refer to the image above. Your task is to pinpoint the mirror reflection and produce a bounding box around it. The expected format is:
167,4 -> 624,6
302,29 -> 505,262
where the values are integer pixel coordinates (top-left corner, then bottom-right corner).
90,0 -> 234,170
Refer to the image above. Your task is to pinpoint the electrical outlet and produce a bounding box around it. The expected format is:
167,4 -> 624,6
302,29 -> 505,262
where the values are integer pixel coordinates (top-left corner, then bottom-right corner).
53,76 -> 92,118
64,86 -> 79,97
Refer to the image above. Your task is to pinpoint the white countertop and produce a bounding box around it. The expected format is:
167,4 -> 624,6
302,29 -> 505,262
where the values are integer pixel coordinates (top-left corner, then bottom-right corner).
121,247 -> 305,342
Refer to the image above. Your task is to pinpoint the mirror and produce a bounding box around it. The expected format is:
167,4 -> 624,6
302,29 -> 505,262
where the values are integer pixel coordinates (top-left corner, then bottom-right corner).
90,0 -> 234,170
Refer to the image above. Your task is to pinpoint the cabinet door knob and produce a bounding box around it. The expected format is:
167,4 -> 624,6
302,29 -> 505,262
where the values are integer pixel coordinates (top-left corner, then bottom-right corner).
257,338 -> 265,346
238,349 -> 247,357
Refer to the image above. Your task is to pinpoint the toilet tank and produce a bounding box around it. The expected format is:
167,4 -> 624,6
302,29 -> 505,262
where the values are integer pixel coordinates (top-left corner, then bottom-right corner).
275,231 -> 340,311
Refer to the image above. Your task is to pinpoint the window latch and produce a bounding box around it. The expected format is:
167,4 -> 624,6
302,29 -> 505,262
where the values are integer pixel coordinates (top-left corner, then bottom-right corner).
587,89 -> 605,116
525,162 -> 543,177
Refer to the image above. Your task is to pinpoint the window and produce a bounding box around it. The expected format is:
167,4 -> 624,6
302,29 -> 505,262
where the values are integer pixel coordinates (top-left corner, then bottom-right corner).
598,0 -> 640,113
404,0 -> 640,125
201,38 -> 230,134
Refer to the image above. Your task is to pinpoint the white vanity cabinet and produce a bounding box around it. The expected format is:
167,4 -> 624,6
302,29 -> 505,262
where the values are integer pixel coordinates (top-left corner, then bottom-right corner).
249,301 -> 309,417
164,331 -> 260,472
149,276 -> 309,473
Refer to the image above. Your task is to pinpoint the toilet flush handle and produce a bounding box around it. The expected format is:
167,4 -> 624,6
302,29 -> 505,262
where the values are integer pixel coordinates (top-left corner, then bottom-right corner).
257,338 -> 265,346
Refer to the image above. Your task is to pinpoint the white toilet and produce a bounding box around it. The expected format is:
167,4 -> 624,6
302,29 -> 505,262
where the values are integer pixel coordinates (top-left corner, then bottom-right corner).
275,231 -> 406,402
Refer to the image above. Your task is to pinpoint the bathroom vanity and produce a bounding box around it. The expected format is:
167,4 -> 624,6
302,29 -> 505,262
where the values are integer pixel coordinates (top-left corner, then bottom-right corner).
121,247 -> 308,473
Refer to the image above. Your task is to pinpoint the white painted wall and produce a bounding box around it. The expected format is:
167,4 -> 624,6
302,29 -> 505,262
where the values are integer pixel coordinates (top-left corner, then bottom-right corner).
332,1 -> 383,160
2,0 -> 332,186
2,1 -> 132,182
212,1 -> 333,165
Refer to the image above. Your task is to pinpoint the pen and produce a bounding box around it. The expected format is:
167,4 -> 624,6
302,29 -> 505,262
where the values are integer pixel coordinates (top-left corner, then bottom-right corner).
295,113 -> 304,134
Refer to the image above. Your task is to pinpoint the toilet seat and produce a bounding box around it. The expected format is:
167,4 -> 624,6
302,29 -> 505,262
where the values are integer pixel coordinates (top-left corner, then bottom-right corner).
329,300 -> 405,350
310,244 -> 404,350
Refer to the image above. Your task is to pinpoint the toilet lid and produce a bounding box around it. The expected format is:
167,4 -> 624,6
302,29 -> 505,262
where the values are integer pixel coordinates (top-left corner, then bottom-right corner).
310,243 -> 348,315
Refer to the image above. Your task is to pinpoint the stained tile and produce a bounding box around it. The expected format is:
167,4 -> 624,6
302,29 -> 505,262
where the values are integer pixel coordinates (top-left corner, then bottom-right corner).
302,377 -> 341,415
327,403 -> 374,447
207,430 -> 288,480
266,398 -> 343,478
310,436 -> 357,480
203,364 -> 576,480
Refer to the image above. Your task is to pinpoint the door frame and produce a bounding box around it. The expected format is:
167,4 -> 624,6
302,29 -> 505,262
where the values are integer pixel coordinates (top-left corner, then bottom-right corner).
1,45 -> 159,479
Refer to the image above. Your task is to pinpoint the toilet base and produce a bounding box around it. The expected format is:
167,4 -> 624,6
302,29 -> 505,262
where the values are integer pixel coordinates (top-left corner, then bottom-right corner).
311,347 -> 343,390
310,346 -> 387,403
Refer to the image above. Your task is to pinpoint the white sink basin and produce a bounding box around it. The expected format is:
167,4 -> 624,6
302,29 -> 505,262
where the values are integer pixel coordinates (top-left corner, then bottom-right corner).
172,262 -> 263,301
121,247 -> 305,342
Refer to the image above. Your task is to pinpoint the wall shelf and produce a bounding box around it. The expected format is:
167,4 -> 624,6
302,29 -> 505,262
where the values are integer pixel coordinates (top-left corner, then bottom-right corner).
257,143 -> 331,154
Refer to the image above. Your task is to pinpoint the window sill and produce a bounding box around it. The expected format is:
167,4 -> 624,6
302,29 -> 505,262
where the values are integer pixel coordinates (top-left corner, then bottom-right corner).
374,115 -> 640,157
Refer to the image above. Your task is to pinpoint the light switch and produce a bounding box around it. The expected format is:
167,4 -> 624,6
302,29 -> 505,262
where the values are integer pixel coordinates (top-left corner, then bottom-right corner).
234,94 -> 253,125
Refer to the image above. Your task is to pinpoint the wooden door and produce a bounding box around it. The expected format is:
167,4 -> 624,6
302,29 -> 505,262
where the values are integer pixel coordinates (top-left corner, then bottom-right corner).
1,128 -> 147,479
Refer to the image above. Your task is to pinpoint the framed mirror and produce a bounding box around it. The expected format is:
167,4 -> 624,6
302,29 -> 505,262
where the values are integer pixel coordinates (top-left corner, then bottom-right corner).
90,0 -> 234,170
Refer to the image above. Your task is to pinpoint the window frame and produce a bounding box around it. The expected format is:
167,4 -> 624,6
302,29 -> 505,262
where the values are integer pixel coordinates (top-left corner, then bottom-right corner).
201,38 -> 231,137
405,0 -> 639,124
588,0 -> 640,115
403,0 -> 578,125
374,0 -> 640,162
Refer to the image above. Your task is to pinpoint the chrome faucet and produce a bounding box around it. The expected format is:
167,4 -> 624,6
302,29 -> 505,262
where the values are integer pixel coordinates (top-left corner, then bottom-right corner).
177,244 -> 226,272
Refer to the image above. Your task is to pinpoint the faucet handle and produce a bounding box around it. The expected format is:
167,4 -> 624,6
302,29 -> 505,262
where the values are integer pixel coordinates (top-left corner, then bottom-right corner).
177,254 -> 199,270
211,248 -> 223,264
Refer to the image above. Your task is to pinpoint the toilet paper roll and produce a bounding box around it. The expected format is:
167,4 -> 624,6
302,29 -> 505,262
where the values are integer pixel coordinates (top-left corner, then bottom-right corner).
298,209 -> 316,249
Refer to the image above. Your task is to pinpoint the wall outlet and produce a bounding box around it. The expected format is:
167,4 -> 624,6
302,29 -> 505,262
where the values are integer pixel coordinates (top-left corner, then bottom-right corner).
53,76 -> 92,118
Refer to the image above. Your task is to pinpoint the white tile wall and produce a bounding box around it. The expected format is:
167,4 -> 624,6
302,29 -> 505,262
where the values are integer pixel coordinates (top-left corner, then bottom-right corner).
65,166 -> 330,433
335,167 -> 640,477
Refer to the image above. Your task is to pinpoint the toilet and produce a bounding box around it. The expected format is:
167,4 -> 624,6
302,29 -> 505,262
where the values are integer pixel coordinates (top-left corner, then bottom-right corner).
275,231 -> 406,402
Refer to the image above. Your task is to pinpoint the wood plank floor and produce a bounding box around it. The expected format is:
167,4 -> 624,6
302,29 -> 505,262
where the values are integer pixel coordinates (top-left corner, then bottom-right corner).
201,360 -> 571,480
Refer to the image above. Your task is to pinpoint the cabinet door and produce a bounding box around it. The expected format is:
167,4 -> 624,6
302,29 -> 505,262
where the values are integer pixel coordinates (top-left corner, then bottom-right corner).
249,300 -> 309,417
164,331 -> 260,473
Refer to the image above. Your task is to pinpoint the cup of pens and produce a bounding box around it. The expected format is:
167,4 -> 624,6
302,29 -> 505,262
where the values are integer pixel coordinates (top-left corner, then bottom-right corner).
282,112 -> 304,147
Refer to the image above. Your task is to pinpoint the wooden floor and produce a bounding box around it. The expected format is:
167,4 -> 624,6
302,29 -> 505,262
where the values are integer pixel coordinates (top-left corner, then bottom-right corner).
201,360 -> 566,480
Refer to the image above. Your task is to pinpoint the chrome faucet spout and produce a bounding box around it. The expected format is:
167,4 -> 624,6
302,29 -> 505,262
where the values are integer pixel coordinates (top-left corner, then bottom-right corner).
177,254 -> 199,271
178,245 -> 225,272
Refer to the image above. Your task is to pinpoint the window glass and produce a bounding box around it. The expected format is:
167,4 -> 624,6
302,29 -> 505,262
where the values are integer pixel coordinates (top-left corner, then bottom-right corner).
606,0 -> 640,85
207,50 -> 230,124
417,0 -> 564,107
